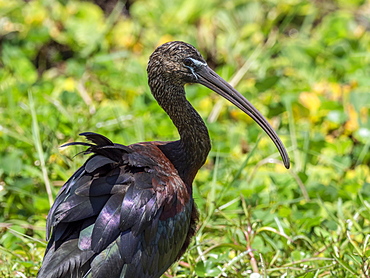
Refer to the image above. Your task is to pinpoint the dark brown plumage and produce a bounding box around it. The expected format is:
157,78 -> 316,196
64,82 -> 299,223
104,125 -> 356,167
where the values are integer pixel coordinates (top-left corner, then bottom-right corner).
38,41 -> 289,278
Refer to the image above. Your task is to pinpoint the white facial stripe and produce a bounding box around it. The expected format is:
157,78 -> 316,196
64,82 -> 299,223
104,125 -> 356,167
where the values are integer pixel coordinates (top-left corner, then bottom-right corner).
185,66 -> 198,80
184,58 -> 207,80
188,57 -> 207,67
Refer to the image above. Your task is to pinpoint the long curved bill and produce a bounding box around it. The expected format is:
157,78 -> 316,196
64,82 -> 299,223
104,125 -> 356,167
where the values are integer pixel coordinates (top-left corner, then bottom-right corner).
196,66 -> 290,169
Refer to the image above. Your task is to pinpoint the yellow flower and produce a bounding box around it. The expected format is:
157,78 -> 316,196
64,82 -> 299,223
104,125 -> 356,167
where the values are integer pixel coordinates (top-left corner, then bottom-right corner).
299,92 -> 321,112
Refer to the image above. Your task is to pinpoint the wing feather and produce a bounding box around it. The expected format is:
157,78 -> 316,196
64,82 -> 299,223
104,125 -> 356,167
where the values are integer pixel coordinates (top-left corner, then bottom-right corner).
91,194 -> 124,253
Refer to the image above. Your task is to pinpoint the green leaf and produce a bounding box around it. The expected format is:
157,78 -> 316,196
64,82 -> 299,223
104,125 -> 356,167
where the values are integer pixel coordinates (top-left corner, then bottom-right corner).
255,76 -> 280,91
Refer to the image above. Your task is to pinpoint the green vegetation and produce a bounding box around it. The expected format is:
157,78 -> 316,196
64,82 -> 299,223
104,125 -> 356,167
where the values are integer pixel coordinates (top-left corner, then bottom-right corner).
1,0 -> 370,277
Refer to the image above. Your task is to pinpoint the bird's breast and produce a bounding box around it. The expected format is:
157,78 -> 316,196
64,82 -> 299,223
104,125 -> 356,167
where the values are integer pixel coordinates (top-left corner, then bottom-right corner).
128,141 -> 193,219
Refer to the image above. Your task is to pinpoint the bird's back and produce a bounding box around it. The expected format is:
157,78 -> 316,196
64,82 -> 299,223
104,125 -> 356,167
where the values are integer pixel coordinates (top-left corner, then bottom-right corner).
38,133 -> 197,278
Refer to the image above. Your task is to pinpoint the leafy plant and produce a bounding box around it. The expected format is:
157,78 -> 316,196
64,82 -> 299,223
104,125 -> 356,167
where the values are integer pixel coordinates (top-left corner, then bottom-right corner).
0,0 -> 369,277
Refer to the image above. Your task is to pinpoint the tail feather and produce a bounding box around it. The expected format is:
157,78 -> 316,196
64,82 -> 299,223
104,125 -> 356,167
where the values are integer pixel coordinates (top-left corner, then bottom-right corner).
79,132 -> 114,146
62,132 -> 132,162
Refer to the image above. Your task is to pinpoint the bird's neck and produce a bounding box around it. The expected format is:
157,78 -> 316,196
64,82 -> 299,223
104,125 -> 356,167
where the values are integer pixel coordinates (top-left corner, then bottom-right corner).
153,85 -> 211,186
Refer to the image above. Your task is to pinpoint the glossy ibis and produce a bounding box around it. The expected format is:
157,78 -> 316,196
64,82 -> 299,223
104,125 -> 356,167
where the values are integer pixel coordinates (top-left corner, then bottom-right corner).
38,41 -> 290,278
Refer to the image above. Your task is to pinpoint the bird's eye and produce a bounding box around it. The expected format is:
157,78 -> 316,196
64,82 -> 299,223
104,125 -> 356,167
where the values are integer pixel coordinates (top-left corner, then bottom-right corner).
183,58 -> 195,68
183,57 -> 206,71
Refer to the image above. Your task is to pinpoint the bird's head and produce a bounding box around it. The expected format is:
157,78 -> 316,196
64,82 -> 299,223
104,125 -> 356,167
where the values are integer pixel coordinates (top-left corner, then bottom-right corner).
147,41 -> 290,169
147,41 -> 208,86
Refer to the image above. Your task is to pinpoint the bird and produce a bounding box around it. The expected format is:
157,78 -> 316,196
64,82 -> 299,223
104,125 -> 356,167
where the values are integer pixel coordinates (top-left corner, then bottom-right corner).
38,41 -> 290,278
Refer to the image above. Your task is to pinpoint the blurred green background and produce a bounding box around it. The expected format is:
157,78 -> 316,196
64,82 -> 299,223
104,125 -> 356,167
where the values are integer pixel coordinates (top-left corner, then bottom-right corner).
1,0 -> 370,277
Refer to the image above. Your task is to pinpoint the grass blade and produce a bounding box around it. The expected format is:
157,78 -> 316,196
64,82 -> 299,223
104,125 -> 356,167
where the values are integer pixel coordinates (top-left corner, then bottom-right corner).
28,90 -> 53,206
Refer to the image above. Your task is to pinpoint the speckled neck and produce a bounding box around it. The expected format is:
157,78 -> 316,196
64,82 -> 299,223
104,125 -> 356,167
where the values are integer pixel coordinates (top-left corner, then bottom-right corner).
148,80 -> 211,186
